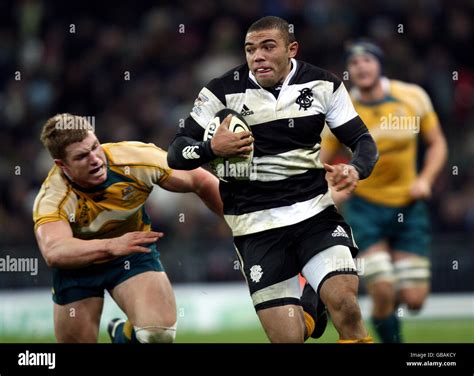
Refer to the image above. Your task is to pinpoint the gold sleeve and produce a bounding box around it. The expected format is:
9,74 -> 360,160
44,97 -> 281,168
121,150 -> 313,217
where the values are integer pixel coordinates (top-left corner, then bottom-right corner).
104,142 -> 173,187
411,85 -> 440,134
33,167 -> 76,230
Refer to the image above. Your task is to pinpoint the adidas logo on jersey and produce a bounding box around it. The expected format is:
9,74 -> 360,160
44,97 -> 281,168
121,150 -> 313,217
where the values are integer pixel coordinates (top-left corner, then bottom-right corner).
182,145 -> 200,159
240,104 -> 254,116
332,225 -> 349,238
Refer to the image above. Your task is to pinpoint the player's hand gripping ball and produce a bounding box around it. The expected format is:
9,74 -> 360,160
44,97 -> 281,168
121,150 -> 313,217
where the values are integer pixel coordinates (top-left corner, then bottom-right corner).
204,109 -> 254,181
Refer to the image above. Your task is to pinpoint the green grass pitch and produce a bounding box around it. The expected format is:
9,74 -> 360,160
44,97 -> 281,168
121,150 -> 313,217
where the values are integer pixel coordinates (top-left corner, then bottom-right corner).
1,318 -> 472,343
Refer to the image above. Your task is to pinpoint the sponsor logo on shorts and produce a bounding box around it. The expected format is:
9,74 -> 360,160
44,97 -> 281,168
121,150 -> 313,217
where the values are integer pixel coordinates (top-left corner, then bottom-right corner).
331,225 -> 349,238
249,265 -> 263,283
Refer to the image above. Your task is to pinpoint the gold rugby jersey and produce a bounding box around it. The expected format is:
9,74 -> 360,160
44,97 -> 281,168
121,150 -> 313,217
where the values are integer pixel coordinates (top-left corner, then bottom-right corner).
322,78 -> 439,207
33,142 -> 171,239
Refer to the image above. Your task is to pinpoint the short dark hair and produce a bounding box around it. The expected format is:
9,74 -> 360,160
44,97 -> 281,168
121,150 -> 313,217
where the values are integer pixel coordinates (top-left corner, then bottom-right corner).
247,16 -> 296,45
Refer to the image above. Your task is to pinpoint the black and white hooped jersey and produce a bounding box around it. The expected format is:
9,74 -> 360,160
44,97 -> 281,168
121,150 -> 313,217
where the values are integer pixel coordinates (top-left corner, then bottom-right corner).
178,58 -> 366,236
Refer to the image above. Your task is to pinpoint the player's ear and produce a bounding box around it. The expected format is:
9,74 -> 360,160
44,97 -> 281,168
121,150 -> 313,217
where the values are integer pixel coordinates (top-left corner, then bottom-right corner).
288,41 -> 298,58
54,159 -> 67,171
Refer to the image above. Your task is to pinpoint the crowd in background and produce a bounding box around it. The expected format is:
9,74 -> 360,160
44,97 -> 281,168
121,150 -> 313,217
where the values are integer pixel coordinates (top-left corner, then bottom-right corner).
0,0 -> 473,286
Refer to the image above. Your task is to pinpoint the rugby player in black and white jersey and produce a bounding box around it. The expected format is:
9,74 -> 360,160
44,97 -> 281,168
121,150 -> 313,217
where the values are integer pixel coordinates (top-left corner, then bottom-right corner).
168,16 -> 378,343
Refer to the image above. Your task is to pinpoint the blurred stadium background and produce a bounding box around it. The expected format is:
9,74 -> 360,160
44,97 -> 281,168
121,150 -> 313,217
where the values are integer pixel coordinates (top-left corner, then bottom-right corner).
0,0 -> 473,342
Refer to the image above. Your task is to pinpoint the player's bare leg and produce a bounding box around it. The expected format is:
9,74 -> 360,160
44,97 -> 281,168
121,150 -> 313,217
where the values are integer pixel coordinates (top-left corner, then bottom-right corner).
319,274 -> 368,341
54,297 -> 104,343
393,251 -> 430,312
110,271 -> 177,343
256,304 -> 305,343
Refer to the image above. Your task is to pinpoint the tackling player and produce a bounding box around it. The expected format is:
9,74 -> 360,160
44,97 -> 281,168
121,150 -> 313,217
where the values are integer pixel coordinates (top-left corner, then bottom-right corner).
321,41 -> 448,342
33,114 -> 222,343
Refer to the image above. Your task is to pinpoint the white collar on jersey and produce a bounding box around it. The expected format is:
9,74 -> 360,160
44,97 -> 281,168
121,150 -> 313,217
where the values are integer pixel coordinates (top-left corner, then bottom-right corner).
350,76 -> 391,101
248,58 -> 298,90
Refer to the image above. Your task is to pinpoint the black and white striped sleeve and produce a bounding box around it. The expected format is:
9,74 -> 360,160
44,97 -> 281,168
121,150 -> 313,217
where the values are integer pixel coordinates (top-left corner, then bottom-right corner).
167,79 -> 226,170
325,80 -> 379,180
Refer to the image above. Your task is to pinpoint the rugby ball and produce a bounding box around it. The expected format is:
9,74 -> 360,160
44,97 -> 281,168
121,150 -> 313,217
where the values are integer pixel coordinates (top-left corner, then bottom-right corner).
203,109 -> 254,181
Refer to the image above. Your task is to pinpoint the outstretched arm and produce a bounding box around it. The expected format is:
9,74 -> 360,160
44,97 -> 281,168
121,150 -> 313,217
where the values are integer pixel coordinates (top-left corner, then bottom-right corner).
159,168 -> 223,217
36,221 -> 162,269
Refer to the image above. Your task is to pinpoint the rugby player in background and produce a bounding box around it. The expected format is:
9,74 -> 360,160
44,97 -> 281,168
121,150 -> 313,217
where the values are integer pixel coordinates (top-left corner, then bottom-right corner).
321,41 -> 448,342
